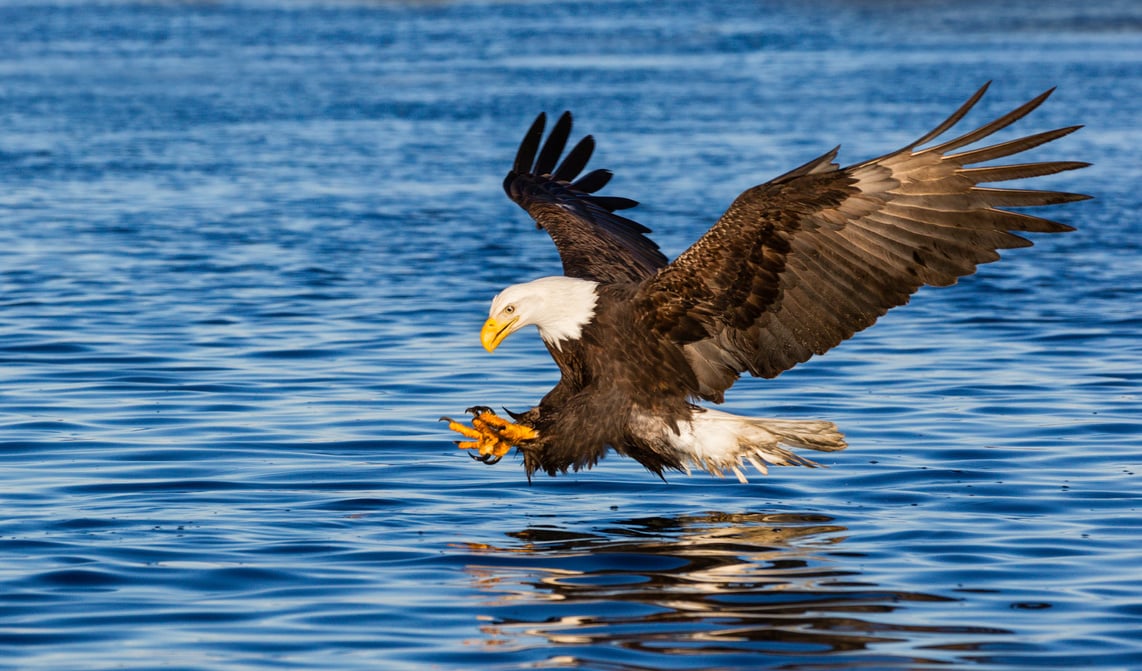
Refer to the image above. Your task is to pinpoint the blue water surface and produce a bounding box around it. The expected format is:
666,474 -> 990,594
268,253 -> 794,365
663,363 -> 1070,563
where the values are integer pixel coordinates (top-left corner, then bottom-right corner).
0,1 -> 1139,669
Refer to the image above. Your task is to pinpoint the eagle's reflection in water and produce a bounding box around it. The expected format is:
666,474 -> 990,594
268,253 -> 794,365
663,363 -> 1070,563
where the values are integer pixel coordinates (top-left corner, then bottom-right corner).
462,512 -> 1008,668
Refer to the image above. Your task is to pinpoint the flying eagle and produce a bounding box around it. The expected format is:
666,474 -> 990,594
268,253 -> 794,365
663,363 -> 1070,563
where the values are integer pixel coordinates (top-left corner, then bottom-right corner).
443,83 -> 1088,482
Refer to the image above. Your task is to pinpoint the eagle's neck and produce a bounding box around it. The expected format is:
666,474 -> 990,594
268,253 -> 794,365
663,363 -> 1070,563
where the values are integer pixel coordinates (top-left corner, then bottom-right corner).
525,276 -> 599,350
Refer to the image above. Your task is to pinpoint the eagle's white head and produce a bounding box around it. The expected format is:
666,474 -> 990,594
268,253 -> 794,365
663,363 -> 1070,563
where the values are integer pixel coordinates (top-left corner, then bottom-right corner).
481,276 -> 600,352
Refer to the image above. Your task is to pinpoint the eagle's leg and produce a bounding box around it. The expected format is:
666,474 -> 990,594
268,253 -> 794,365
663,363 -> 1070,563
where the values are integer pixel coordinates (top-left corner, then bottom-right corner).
440,406 -> 538,465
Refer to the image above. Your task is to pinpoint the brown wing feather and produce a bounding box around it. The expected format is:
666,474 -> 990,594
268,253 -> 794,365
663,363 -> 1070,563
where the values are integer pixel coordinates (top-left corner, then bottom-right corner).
503,112 -> 668,283
638,84 -> 1089,400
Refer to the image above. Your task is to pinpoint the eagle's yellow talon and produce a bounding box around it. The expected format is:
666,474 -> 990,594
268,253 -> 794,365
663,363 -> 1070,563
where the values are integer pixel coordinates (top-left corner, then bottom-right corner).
499,422 -> 539,443
470,411 -> 539,442
470,411 -> 508,429
444,408 -> 538,463
444,419 -> 484,441
514,425 -> 539,441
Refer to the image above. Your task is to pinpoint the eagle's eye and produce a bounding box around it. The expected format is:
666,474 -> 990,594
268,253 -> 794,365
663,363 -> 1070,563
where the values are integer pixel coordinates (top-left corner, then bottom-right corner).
504,305 -> 516,315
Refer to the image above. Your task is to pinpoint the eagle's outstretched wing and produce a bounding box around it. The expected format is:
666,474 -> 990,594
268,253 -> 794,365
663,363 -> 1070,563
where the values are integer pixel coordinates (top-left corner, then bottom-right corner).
503,111 -> 668,284
637,83 -> 1090,400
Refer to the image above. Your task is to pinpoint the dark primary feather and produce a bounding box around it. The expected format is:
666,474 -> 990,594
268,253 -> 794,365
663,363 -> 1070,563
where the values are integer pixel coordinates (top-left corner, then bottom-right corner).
503,112 -> 668,284
638,83 -> 1089,398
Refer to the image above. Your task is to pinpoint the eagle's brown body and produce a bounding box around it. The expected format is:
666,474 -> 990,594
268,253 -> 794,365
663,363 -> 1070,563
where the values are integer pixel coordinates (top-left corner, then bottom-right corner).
509,282 -> 702,477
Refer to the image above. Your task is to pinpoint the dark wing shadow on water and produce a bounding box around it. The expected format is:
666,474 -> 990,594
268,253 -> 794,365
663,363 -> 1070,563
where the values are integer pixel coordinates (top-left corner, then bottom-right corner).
459,511 -> 1009,670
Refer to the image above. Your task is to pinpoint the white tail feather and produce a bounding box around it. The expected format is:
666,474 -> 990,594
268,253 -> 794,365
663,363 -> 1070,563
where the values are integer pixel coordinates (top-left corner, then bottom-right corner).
643,408 -> 846,482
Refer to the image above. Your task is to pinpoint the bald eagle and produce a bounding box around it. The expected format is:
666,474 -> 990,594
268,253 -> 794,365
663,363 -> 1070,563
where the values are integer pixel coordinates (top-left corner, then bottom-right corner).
443,83 -> 1088,482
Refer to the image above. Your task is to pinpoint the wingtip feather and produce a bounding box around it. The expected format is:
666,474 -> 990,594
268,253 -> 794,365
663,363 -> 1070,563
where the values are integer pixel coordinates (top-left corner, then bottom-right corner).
534,111 -> 573,176
513,112 -> 546,174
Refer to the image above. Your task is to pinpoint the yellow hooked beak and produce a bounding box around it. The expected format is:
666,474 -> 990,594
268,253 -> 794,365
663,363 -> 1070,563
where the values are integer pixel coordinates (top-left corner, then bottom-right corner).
480,316 -> 519,353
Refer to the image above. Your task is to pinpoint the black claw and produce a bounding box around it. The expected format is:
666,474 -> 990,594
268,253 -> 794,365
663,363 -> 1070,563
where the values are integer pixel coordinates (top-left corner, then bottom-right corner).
467,450 -> 503,465
439,416 -> 454,423
465,405 -> 495,417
